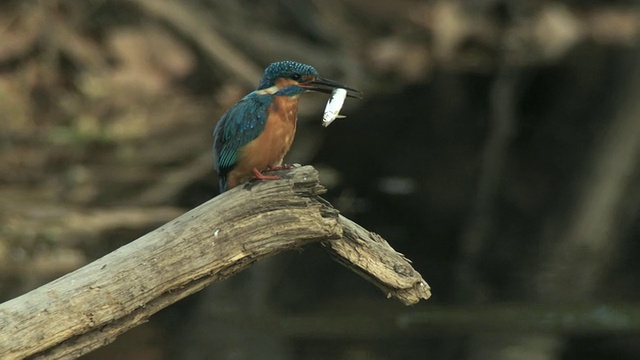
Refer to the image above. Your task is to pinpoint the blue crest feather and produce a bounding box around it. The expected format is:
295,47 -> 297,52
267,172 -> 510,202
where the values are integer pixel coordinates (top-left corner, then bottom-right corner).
258,61 -> 318,89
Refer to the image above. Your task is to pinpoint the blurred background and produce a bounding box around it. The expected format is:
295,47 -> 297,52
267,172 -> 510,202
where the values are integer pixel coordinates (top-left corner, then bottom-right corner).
1,0 -> 640,359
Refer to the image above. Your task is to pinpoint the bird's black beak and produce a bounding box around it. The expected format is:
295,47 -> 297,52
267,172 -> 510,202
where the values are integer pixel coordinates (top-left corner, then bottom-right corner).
304,77 -> 362,99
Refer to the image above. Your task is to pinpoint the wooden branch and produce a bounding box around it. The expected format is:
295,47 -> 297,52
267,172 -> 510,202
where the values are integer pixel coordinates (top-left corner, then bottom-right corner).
323,216 -> 431,305
0,166 -> 430,360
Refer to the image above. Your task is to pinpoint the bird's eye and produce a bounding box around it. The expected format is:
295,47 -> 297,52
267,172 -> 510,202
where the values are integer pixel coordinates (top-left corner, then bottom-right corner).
291,73 -> 301,81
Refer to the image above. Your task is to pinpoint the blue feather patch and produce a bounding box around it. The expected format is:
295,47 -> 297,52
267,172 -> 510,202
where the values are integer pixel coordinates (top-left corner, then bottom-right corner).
213,92 -> 272,177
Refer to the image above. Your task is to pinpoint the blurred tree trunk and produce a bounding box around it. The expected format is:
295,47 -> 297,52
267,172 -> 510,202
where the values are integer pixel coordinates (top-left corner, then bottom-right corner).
460,46 -> 640,360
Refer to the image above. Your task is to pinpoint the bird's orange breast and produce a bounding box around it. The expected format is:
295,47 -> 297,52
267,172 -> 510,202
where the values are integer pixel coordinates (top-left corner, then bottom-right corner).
226,95 -> 300,188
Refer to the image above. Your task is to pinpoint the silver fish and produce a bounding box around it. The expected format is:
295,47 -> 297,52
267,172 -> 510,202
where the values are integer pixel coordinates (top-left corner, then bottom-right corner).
322,88 -> 347,127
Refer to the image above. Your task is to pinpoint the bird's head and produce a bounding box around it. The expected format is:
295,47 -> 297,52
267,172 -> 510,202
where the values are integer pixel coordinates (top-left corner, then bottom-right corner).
257,60 -> 361,98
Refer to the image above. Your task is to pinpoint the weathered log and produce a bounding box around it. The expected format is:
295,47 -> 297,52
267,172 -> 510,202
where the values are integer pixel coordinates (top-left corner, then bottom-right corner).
0,165 -> 430,360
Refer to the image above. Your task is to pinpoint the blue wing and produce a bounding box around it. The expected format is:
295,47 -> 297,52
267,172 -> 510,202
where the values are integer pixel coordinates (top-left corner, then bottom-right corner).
213,92 -> 272,189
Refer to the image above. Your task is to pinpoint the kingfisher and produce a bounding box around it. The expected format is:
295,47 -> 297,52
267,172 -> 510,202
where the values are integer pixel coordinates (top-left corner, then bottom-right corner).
213,60 -> 360,192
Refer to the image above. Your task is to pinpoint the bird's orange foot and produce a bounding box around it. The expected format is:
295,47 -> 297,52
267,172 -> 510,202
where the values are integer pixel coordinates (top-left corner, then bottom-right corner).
252,167 -> 280,181
265,164 -> 293,172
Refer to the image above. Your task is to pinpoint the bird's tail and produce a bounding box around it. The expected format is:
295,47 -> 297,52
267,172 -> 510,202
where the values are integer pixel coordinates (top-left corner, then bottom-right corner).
218,176 -> 227,193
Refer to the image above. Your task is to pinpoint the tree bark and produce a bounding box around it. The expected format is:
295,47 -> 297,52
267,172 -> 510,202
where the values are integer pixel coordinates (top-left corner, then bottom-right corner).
0,165 -> 430,360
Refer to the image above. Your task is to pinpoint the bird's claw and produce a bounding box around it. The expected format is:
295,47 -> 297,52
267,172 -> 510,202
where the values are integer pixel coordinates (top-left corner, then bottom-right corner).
252,167 -> 280,181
